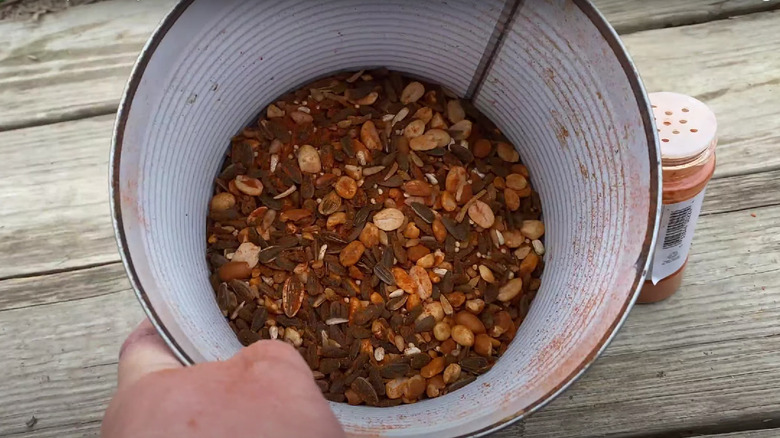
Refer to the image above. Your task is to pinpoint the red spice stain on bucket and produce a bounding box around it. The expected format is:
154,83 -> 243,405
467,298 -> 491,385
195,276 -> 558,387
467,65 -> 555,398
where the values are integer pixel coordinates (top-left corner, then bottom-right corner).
578,160 -> 590,179
556,123 -> 570,143
120,178 -> 150,230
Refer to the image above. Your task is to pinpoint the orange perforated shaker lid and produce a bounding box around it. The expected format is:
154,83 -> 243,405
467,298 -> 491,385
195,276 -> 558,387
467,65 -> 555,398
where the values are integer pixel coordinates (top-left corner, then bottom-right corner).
650,92 -> 717,162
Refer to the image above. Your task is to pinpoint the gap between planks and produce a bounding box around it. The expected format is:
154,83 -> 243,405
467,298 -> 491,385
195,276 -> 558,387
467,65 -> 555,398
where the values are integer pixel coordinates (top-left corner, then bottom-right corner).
0,260 -> 119,283
0,104 -> 119,133
693,429 -> 780,438
1,420 -> 102,438
634,421 -> 780,438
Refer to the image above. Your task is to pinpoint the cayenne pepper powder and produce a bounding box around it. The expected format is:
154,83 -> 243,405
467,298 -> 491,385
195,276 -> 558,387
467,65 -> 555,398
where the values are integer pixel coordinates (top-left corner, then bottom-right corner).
639,92 -> 717,304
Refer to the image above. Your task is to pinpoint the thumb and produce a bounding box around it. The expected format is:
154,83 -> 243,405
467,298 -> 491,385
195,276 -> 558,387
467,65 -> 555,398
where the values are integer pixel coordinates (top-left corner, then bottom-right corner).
117,319 -> 182,391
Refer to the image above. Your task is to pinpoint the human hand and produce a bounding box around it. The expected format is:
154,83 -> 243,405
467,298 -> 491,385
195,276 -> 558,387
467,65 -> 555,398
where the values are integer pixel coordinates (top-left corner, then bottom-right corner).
101,319 -> 345,438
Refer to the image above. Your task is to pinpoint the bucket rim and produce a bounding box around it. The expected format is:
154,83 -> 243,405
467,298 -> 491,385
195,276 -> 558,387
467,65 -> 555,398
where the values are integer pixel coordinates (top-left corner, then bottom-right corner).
108,0 -> 662,436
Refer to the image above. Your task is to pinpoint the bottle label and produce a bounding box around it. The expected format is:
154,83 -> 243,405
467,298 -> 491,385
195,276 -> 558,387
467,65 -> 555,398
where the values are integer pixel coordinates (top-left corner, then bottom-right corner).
649,189 -> 706,284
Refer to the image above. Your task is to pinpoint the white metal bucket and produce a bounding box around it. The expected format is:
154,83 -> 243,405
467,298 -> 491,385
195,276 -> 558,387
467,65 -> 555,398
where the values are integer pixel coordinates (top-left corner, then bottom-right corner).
110,1 -> 661,436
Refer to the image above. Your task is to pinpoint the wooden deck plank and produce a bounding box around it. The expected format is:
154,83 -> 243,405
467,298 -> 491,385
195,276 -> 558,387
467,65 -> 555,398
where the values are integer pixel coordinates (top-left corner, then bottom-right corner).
515,334 -> 780,437
0,0 -> 177,131
702,169 -> 780,216
0,116 -> 118,278
0,289 -> 141,436
605,206 -> 780,356
0,264 -> 128,312
514,203 -> 780,437
2,6 -> 776,176
2,200 -> 779,437
596,0 -> 780,33
622,11 -> 780,179
0,2 -> 778,437
3,421 -> 99,438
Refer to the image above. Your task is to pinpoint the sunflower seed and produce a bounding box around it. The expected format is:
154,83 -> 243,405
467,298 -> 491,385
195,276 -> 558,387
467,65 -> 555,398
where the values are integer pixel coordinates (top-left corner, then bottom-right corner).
378,175 -> 403,188
380,362 -> 411,379
410,202 -> 434,224
282,276 -> 304,317
386,295 -> 408,311
258,246 -> 282,263
373,264 -> 395,285
441,216 -> 469,241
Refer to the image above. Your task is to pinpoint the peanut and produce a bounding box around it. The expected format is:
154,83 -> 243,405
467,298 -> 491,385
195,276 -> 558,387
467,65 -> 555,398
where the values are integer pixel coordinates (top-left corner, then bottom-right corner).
420,356 -> 446,378
474,334 -> 494,357
211,192 -> 236,211
373,208 -> 405,231
451,325 -> 475,347
521,220 -> 545,239
401,82 -> 425,104
297,145 -> 321,173
454,311 -> 486,334
339,241 -> 365,267
433,321 -> 451,341
443,363 -> 461,384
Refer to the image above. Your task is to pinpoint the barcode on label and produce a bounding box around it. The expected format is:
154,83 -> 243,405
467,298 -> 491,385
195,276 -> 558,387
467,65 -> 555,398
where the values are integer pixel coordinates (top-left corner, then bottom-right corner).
662,206 -> 692,249
651,190 -> 707,284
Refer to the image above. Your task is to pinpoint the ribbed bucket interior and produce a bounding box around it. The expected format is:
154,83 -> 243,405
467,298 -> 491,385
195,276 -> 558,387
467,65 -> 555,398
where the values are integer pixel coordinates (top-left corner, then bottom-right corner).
112,0 -> 659,436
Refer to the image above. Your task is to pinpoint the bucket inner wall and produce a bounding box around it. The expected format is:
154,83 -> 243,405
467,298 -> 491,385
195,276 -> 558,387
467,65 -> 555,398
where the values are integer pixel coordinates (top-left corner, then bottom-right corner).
112,0 -> 658,436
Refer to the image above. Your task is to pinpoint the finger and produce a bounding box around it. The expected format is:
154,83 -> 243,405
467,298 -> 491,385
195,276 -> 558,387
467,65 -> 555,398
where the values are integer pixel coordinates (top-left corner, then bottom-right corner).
233,339 -> 313,376
229,340 -> 345,438
117,319 -> 182,391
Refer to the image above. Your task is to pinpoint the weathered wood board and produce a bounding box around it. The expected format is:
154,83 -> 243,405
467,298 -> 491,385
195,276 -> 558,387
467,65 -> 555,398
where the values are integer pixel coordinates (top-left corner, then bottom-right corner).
622,11 -> 780,179
1,1 -> 779,437
0,0 -> 177,131
2,198 -> 778,437
0,116 -> 118,278
597,0 -> 780,33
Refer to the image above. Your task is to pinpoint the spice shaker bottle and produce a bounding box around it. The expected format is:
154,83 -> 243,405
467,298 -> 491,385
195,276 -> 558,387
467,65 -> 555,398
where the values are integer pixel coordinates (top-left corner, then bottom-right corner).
639,92 -> 717,304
